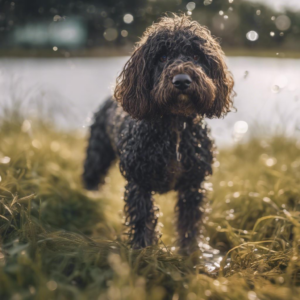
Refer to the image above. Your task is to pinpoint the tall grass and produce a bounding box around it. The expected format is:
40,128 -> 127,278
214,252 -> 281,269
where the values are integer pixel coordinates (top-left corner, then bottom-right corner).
0,108 -> 300,300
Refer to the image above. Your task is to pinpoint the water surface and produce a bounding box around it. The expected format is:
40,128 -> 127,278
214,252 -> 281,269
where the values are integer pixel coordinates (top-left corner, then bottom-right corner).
0,56 -> 299,146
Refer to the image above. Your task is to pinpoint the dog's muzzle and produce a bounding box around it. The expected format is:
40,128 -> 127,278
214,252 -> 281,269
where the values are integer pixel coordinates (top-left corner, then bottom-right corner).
172,74 -> 192,90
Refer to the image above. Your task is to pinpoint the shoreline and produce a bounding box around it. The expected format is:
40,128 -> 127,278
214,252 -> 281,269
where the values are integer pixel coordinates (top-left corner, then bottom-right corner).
0,47 -> 299,59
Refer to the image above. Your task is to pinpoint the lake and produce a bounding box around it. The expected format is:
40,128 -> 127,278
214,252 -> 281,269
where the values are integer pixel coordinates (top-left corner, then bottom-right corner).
0,56 -> 299,147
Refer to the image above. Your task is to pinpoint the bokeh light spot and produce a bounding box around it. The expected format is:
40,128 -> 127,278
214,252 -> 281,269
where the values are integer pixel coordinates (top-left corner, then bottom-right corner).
203,0 -> 212,6
234,121 -> 248,134
271,85 -> 280,93
276,15 -> 291,31
0,156 -> 11,164
246,31 -> 259,41
248,291 -> 257,300
103,28 -> 118,41
186,2 -> 196,11
121,30 -> 128,37
47,280 -> 58,291
123,14 -> 134,24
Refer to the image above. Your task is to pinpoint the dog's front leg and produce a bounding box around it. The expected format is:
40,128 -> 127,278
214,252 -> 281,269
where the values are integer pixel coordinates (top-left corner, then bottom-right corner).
176,185 -> 203,255
124,181 -> 158,249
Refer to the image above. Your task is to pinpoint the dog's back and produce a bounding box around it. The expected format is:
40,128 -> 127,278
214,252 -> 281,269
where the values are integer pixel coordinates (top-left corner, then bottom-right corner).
83,98 -> 116,190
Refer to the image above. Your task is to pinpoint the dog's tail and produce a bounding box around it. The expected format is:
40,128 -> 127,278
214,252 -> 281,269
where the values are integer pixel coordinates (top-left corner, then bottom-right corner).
83,99 -> 116,190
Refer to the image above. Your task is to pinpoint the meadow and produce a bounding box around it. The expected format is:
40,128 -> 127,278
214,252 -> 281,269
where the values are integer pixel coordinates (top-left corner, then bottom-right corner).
0,107 -> 300,300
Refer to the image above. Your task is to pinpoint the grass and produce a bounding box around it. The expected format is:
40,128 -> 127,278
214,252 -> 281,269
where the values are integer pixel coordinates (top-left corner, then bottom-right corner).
0,108 -> 300,300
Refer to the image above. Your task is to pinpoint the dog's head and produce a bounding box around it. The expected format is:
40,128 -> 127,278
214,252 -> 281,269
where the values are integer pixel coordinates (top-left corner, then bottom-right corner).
114,14 -> 234,120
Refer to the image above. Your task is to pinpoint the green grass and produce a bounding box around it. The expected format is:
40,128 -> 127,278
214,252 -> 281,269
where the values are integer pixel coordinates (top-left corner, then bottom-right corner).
1,108 -> 300,300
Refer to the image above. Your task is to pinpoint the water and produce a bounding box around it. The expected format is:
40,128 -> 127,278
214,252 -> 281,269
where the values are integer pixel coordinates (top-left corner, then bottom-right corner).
0,56 -> 299,147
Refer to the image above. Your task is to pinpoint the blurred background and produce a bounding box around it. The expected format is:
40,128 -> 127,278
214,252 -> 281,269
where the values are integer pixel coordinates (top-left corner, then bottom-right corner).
0,0 -> 300,146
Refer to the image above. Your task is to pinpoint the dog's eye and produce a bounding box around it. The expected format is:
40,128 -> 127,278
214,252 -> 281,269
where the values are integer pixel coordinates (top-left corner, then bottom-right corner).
159,55 -> 167,62
193,55 -> 199,61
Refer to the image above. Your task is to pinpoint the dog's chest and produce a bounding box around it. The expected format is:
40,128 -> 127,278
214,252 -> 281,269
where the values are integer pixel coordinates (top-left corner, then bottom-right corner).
116,117 -> 212,192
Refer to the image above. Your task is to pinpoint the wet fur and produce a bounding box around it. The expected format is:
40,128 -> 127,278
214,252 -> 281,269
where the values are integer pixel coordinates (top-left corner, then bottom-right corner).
83,15 -> 234,254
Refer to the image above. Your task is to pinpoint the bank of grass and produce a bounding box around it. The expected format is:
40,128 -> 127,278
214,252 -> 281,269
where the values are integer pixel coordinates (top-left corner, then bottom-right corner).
0,110 -> 300,300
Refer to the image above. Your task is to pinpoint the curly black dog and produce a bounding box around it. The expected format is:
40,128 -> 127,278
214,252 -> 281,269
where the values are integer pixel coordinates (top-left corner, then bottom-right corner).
83,15 -> 234,254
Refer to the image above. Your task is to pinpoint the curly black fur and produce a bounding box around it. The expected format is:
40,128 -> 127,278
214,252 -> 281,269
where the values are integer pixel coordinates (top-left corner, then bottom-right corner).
83,14 -> 234,254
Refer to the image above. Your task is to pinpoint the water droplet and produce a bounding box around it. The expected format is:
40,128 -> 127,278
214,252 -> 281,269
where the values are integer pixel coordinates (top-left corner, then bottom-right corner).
1,156 -> 11,164
29,286 -> 36,295
248,291 -> 257,300
276,15 -> 291,31
186,2 -> 196,11
213,280 -> 220,286
203,0 -> 212,6
47,280 -> 58,291
53,15 -> 61,22
234,121 -> 248,134
265,158 -> 277,167
205,290 -> 212,297
246,31 -> 259,41
278,277 -> 284,284
271,85 -> 280,93
103,28 -> 118,41
21,120 -> 31,132
32,140 -> 42,149
123,14 -> 134,24
121,30 -> 128,37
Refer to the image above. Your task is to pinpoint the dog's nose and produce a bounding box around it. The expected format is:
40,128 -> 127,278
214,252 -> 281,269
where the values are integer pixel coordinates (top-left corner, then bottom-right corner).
172,74 -> 192,90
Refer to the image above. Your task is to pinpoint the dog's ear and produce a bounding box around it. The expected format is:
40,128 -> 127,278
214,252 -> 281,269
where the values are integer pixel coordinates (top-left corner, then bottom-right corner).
206,52 -> 235,118
114,45 -> 152,120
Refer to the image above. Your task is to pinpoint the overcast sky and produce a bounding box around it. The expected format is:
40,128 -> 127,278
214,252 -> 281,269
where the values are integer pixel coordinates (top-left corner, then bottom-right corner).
247,0 -> 300,11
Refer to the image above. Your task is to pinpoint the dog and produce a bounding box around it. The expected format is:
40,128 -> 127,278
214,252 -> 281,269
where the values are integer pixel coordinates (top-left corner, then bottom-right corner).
83,14 -> 234,254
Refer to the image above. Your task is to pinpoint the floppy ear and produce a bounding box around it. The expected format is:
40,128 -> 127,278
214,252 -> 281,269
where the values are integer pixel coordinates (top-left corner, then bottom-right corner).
114,45 -> 152,120
206,52 -> 235,118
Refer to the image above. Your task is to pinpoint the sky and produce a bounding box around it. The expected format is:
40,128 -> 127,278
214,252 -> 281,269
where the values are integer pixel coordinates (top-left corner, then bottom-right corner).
247,0 -> 300,11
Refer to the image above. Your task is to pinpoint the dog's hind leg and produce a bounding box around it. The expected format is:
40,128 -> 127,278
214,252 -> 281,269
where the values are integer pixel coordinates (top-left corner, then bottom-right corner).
83,102 -> 115,190
175,185 -> 204,255
124,182 -> 158,248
